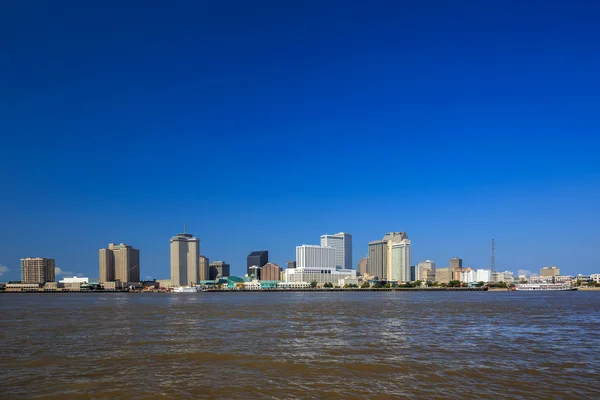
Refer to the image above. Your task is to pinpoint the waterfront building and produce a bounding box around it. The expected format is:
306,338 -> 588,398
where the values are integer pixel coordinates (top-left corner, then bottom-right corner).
261,263 -> 281,281
277,282 -> 311,289
367,240 -> 387,280
492,270 -> 515,283
320,232 -> 352,269
476,269 -> 491,282
540,266 -> 560,277
21,258 -> 55,284
435,268 -> 452,284
170,227 -> 200,287
357,257 -> 368,275
296,245 -> 335,269
99,243 -> 140,284
287,261 -> 296,269
384,232 -> 411,282
209,261 -> 230,280
247,251 -> 268,279
591,274 -> 600,283
199,255 -> 210,281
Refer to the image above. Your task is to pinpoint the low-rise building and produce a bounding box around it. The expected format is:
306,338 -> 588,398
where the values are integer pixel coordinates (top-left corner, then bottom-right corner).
435,268 -> 452,283
590,274 -> 600,283
277,282 -> 311,289
6,283 -> 41,292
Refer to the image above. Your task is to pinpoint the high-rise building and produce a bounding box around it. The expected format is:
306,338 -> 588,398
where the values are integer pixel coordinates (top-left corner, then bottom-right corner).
287,261 -> 296,269
99,243 -> 140,283
450,257 -> 464,281
540,266 -> 560,277
209,261 -> 230,280
367,240 -> 387,279
261,263 -> 281,281
320,232 -> 352,269
247,251 -> 268,279
357,257 -> 368,275
384,232 -> 411,282
170,228 -> 200,287
199,255 -> 210,281
296,245 -> 335,269
21,258 -> 55,284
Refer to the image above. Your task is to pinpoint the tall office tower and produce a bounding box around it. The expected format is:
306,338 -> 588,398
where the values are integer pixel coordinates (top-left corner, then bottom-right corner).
247,251 -> 268,279
21,258 -> 55,284
261,263 -> 281,281
287,261 -> 296,269
357,257 -> 368,275
320,232 -> 352,269
209,261 -> 230,280
98,243 -> 140,283
540,266 -> 560,277
367,240 -> 388,279
450,257 -> 464,281
296,245 -> 336,269
199,255 -> 210,281
170,227 -> 200,287
384,232 -> 411,282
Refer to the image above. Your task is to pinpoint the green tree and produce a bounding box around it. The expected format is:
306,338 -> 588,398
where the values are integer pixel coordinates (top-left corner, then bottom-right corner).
497,281 -> 508,289
440,282 -> 448,288
413,280 -> 422,288
361,282 -> 370,288
310,281 -> 318,288
449,280 -> 461,288
372,282 -> 383,289
383,283 -> 391,288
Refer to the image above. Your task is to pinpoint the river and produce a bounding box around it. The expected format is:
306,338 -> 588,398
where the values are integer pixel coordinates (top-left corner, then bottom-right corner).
1,291 -> 599,399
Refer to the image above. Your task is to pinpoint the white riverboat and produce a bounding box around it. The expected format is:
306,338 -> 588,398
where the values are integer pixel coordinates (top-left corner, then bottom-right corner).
172,286 -> 200,293
515,283 -> 576,291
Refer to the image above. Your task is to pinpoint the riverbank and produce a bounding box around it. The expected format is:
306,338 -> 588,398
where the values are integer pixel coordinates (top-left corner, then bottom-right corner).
2,287 -> 489,293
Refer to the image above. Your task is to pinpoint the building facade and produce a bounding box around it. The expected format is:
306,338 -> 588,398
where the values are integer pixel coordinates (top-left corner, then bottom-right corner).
99,243 -> 140,284
384,232 -> 411,282
416,260 -> 436,281
21,258 -> 55,284
209,261 -> 230,280
247,251 -> 268,279
476,269 -> 491,282
320,232 -> 352,270
367,240 -> 387,279
199,255 -> 210,281
287,261 -> 296,269
170,229 -> 200,287
261,263 -> 281,281
435,268 -> 452,284
296,245 -> 336,269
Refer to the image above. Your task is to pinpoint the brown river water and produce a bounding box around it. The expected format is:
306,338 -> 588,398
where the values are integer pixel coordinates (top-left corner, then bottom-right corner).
1,291 -> 600,399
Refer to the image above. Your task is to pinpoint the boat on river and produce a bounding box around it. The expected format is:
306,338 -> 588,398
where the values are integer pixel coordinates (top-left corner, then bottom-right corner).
514,283 -> 576,291
172,286 -> 200,293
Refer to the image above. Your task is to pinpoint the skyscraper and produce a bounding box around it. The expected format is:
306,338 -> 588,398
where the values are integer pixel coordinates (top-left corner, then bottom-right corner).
199,255 -> 210,281
247,251 -> 268,279
384,232 -> 411,282
416,260 -> 436,281
367,240 -> 387,279
287,261 -> 296,269
98,243 -> 140,283
450,257 -> 463,281
170,227 -> 200,287
21,258 -> 55,284
320,232 -> 352,269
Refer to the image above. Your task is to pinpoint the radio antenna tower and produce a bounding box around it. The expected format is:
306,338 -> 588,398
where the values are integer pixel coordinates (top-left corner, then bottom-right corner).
490,239 -> 495,273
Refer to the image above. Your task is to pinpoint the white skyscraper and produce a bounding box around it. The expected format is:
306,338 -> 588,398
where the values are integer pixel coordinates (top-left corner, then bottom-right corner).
170,226 -> 200,287
384,232 -> 411,282
296,245 -> 336,269
320,232 -> 352,269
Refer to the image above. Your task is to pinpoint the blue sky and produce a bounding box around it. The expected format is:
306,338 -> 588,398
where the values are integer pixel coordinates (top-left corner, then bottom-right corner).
1,0 -> 599,280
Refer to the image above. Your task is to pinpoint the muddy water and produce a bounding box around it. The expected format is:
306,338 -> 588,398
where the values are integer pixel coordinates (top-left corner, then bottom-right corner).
1,291 -> 599,399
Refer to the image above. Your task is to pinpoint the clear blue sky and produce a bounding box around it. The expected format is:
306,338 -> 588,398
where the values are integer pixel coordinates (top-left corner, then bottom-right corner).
1,0 -> 599,281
